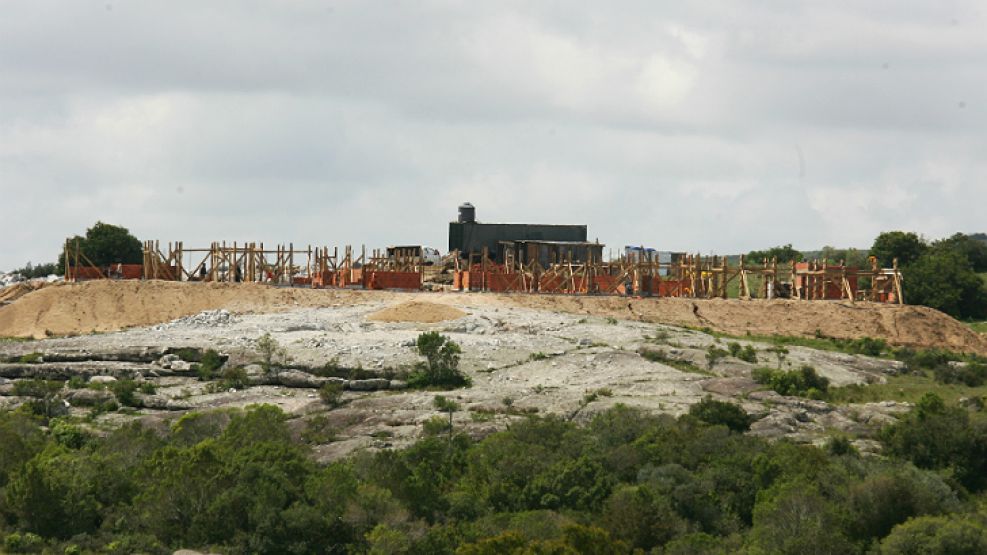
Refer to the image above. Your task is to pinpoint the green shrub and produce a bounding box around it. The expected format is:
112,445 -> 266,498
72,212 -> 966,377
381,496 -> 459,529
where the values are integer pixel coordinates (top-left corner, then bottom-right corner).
844,337 -> 888,357
407,332 -> 469,388
423,415 -> 452,436
172,347 -> 202,362
726,342 -> 759,363
195,349 -> 225,380
211,367 -> 249,391
50,419 -> 90,449
256,333 -> 289,375
66,376 -> 86,389
319,382 -> 344,407
17,352 -> 43,364
109,379 -> 140,407
687,396 -> 753,432
3,531 -> 43,553
139,382 -> 156,395
301,415 -> 336,444
752,365 -> 830,399
12,379 -> 65,418
705,346 -> 729,371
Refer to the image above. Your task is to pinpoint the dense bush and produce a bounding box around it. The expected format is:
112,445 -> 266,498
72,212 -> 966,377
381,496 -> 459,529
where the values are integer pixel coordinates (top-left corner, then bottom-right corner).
0,400 -> 985,553
870,231 -> 987,319
752,365 -> 830,399
727,342 -> 758,363
408,332 -> 470,388
687,396 -> 753,432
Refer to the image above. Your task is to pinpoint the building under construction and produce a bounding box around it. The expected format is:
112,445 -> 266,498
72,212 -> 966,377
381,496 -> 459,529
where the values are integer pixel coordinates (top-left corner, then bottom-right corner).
448,203 -> 590,262
61,203 -> 905,304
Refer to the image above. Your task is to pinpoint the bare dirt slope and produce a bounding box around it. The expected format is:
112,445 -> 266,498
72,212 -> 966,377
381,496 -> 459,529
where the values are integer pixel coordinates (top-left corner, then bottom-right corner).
499,294 -> 987,355
0,280 -> 386,338
1,280 -> 984,354
367,301 -> 466,323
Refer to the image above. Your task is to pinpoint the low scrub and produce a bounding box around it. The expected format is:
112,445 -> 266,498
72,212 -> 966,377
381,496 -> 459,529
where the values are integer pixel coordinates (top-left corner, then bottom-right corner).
752,365 -> 830,399
727,342 -> 758,363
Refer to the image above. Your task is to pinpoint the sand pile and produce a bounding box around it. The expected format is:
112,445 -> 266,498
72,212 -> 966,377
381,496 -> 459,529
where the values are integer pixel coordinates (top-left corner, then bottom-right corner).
367,301 -> 466,323
501,295 -> 987,355
1,280 -> 982,355
0,280 -> 52,305
0,280 -> 373,339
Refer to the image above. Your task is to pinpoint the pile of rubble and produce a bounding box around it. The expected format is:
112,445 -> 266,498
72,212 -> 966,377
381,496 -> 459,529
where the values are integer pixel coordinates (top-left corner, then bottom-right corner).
152,309 -> 237,331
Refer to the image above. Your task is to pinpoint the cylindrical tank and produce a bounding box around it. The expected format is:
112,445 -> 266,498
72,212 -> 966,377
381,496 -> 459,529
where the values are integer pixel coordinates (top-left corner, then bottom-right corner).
458,202 -> 476,223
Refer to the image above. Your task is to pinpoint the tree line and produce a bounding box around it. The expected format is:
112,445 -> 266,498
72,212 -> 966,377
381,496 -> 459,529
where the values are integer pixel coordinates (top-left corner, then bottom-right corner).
748,231 -> 987,320
1,397 -> 986,554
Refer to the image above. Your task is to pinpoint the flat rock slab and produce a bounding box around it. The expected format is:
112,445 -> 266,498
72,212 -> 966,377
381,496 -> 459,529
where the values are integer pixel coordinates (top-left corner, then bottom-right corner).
0,361 -> 161,380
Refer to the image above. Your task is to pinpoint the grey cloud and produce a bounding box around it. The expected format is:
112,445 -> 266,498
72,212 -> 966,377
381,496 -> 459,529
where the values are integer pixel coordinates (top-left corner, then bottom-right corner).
2,1 -> 986,270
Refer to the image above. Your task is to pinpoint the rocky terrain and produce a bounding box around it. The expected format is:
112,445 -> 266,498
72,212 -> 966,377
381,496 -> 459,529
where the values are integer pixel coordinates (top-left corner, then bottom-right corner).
0,291 -> 920,460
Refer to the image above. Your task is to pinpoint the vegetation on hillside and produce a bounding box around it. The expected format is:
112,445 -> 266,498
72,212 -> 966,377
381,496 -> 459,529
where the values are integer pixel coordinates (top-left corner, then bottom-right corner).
870,231 -> 987,319
1,400 -> 986,554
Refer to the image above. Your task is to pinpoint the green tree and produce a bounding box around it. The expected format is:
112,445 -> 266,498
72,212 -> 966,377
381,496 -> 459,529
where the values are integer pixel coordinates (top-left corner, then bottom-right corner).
408,332 -> 469,388
687,396 -> 753,432
747,481 -> 853,555
880,393 -> 987,491
878,515 -> 987,555
870,231 -> 927,267
433,395 -> 459,437
746,244 -> 804,264
933,232 -> 987,272
58,221 -> 142,272
903,249 -> 987,319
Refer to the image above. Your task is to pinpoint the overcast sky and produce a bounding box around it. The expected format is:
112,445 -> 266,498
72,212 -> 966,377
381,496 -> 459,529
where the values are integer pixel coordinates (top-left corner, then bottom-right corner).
2,1 -> 985,270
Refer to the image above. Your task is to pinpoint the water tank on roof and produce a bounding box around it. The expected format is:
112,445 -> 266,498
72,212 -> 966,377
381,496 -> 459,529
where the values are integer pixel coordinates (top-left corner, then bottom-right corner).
458,202 -> 476,223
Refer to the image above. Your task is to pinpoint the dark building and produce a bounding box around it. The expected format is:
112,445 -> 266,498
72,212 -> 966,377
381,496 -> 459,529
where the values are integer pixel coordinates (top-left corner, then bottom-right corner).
448,203 -> 588,260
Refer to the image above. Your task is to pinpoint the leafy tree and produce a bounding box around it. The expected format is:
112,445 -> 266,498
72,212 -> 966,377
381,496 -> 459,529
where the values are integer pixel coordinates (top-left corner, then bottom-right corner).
256,333 -> 289,375
819,246 -> 870,268
880,393 -> 987,491
688,396 -> 753,432
932,232 -> 987,272
878,515 -> 987,555
58,221 -> 142,272
871,231 -> 927,267
600,484 -> 687,549
903,249 -> 987,319
747,481 -> 854,555
408,332 -> 469,388
433,395 -> 459,437
10,262 -> 58,279
746,244 -> 804,264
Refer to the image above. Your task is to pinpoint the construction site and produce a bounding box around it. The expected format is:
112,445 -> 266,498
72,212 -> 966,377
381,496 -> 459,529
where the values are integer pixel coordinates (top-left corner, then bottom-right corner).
1,204 -> 984,461
59,203 -> 905,303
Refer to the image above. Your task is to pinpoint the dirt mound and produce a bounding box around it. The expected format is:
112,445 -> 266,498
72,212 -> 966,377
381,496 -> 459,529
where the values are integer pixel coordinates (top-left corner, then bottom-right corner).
367,301 -> 466,323
1,281 -> 982,355
0,280 -> 375,339
500,295 -> 987,355
0,281 -> 51,305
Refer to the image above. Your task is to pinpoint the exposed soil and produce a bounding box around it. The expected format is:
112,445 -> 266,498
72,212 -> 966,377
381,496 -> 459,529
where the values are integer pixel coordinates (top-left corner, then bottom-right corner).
367,301 -> 466,323
1,280 -> 984,355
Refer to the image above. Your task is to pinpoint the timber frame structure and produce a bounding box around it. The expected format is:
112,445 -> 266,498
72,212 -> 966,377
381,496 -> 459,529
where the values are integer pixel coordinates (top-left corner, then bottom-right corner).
56,238 -> 908,305
453,247 -> 904,303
